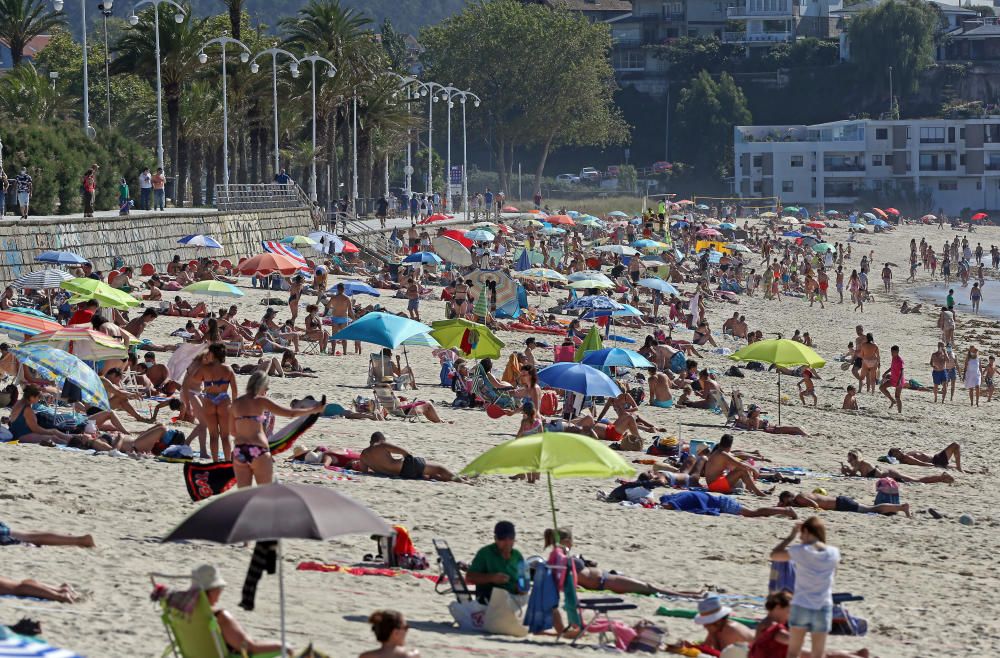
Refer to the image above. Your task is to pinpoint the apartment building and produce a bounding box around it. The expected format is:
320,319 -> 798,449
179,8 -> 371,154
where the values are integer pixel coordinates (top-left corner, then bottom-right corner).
723,0 -> 842,49
734,118 -> 1000,213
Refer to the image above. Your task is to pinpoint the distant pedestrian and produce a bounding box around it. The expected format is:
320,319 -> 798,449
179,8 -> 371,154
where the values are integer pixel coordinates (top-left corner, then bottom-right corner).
533,191 -> 542,209
118,177 -> 130,216
152,168 -> 166,211
274,168 -> 291,185
81,168 -> 97,218
484,188 -> 494,220
15,167 -> 31,219
138,167 -> 152,210
408,193 -> 418,226
375,195 -> 388,229
0,168 -> 7,216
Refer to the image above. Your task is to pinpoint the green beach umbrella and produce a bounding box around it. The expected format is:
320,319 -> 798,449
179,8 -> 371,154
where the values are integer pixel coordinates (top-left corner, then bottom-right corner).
429,318 -> 504,360
575,324 -> 603,362
60,277 -> 140,310
730,339 -> 825,423
182,281 -> 245,298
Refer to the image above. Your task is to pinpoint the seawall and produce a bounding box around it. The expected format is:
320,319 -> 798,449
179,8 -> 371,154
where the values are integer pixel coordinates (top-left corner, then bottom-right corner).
0,208 -> 316,281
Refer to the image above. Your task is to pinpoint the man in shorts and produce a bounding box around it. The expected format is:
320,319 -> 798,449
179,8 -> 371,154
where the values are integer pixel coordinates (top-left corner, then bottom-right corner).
324,283 -> 357,355
405,276 -> 421,321
15,167 -> 32,219
358,432 -> 462,481
777,490 -> 910,517
930,341 -> 948,403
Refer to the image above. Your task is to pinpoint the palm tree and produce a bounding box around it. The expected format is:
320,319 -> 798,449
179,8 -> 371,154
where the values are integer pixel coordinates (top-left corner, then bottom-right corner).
0,61 -> 76,122
219,0 -> 242,40
111,1 -> 209,202
0,0 -> 63,67
179,79 -> 221,206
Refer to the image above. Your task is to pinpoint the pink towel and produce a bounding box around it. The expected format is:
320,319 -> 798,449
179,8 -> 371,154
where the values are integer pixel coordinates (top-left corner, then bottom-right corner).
585,618 -> 637,651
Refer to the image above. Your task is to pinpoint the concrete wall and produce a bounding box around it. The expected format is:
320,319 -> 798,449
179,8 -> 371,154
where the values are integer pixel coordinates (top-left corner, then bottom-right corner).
0,208 -> 315,282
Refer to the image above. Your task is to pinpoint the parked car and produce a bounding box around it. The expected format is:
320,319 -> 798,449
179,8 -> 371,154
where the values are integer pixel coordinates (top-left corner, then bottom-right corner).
606,165 -> 620,178
556,173 -> 579,184
579,167 -> 601,182
652,161 -> 673,174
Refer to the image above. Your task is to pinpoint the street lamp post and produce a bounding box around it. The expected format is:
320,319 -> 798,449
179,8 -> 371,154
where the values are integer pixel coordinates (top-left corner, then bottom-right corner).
250,48 -> 300,178
197,36 -> 252,193
456,90 -> 481,219
352,92 -> 358,213
129,0 -> 187,170
98,1 -> 113,128
423,81 -> 448,199
440,85 -> 466,214
54,0 -> 95,137
387,74 -> 431,203
298,53 -> 335,204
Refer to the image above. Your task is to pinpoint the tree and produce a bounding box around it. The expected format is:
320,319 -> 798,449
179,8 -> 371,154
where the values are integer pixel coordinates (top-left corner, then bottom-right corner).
0,62 -> 76,123
654,36 -> 744,80
674,70 -> 751,181
0,0 -> 63,66
379,17 -> 409,72
848,0 -> 937,95
421,0 -> 628,196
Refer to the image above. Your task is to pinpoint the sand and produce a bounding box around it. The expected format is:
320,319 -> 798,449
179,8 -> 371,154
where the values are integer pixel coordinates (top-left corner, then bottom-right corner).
1,222 -> 997,657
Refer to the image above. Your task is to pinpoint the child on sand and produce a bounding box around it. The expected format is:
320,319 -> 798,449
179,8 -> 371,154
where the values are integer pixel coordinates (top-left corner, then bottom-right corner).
841,385 -> 858,410
797,368 -> 818,406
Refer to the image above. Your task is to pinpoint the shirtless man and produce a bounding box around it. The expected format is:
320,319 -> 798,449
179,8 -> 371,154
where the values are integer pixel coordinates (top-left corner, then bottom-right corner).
357,432 -> 463,482
678,370 -> 727,413
0,343 -> 18,378
858,333 -> 880,393
944,344 -> 959,401
930,341 -> 948,403
841,450 -> 954,484
325,283 -> 357,355
721,312 -> 740,337
647,367 -> 674,408
700,433 -> 771,497
777,490 -> 910,517
404,276 -> 421,321
850,325 -> 866,384
888,443 -> 963,471
691,597 -> 755,654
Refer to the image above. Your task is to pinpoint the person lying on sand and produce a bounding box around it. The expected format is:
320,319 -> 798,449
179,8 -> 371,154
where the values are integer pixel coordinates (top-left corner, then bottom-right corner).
777,490 -> 910,517
357,432 -> 465,482
0,521 -> 94,548
734,405 -> 807,436
191,565 -> 290,656
543,528 -> 703,597
751,591 -> 871,658
359,609 -> 419,658
0,577 -> 79,603
659,490 -> 796,519
841,450 -> 954,484
888,443 -> 963,472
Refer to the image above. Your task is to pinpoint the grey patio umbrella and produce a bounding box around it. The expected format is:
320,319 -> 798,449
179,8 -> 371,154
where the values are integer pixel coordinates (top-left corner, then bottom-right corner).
162,482 -> 392,656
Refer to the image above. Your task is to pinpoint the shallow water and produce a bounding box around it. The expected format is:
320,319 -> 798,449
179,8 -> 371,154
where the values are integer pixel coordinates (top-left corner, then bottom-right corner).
914,282 -> 1000,320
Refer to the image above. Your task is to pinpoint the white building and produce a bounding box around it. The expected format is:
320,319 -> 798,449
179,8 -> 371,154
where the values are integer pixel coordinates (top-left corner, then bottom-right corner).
723,0 -> 843,49
734,118 -> 1000,213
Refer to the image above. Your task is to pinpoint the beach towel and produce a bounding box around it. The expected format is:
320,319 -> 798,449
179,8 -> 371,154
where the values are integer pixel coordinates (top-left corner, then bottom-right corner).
296,561 -> 440,583
523,563 -> 560,633
183,414 -> 319,501
239,540 -> 277,611
501,353 -> 522,386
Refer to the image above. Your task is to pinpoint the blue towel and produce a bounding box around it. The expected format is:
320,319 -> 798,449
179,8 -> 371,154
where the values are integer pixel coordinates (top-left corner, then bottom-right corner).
523,564 -> 559,633
659,490 -> 743,516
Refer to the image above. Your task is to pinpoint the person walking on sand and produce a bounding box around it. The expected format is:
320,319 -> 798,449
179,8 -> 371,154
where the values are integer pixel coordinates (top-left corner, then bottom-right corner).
770,517 -> 840,658
930,342 -> 948,403
970,282 -> 983,314
881,263 -> 892,293
879,344 -> 904,413
963,345 -> 982,407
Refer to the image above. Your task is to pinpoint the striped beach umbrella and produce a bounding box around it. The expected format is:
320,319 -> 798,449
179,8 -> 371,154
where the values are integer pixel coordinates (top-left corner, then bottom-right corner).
0,310 -> 62,338
23,327 -> 127,361
13,269 -> 73,290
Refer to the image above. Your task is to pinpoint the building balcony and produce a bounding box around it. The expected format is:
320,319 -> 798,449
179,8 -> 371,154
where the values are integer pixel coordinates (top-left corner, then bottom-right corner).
612,37 -> 642,47
986,163 -> 1000,171
824,164 -> 866,172
919,165 -> 957,172
726,5 -> 793,18
722,31 -> 793,43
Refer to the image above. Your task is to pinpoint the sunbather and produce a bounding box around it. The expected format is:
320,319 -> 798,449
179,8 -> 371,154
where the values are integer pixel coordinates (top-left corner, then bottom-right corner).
191,564 -> 289,656
699,433 -> 772,497
777,490 -> 911,517
359,609 -> 419,658
0,576 -> 79,603
887,443 -> 962,471
841,450 -> 954,484
101,368 -> 154,423
734,405 -> 807,436
357,432 -> 464,482
0,520 -> 94,548
659,490 -> 796,519
543,528 -> 702,597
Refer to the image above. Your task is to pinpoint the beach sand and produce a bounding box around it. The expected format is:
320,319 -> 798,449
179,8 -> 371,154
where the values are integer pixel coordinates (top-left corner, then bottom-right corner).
1,223 -> 997,657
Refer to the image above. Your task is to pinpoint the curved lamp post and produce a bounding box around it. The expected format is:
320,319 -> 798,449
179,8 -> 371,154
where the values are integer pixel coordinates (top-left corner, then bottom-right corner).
129,0 -> 187,169
197,36 -> 252,193
387,74 -> 432,201
298,53 -> 336,204
250,48 -> 300,176
422,81 -> 449,199
451,89 -> 481,217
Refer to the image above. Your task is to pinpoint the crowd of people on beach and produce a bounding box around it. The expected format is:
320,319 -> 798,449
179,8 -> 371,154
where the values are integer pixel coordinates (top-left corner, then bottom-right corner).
0,198 -> 985,656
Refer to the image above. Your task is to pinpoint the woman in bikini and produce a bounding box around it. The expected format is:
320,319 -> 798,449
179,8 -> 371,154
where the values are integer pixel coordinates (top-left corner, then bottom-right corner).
185,343 -> 237,462
508,365 -> 542,415
228,371 -> 322,488
287,275 -> 304,326
841,450 -> 954,484
303,304 -> 328,354
858,333 -> 880,394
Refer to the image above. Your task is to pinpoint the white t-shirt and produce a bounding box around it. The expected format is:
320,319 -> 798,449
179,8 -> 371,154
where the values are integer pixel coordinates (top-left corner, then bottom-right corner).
139,172 -> 153,189
788,543 -> 840,610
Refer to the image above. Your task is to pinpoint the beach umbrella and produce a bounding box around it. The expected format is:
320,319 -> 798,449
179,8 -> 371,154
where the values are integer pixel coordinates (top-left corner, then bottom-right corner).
0,310 -> 62,338
430,318 -> 504,360
0,628 -> 84,657
279,235 -> 317,246
638,278 -> 679,295
470,221 -> 500,232
514,249 -> 532,272
581,347 -> 654,369
760,211 -> 777,218
401,332 -> 441,348
870,219 -> 889,228
871,208 -> 888,219
848,223 -> 866,230
729,339 -> 825,424
35,250 -> 88,266
884,207 -> 900,215
920,214 -> 937,222
440,229 -> 474,248
718,222 -> 736,230
9,344 -> 109,410
519,218 -> 544,229
465,229 -> 496,242
568,271 -> 613,284
782,231 -> 804,239
9,307 -> 56,320
537,362 -> 621,397
595,244 -> 639,256
23,327 -> 127,361
548,215 -> 576,226
540,227 -> 566,236
501,205 -> 519,212
60,278 -> 140,309
671,221 -> 689,229
797,207 -> 809,217
461,432 -> 634,530
566,211 -> 581,218
341,240 -> 360,254
565,295 -> 623,312
331,312 -> 431,349
420,213 -> 452,224
780,217 -> 799,225
331,280 -> 381,297
574,324 -> 604,362
784,206 -> 800,213
163,482 -> 391,657
237,253 -> 302,276
472,291 -> 490,321
13,269 -> 73,290
515,268 -> 567,282
402,251 -> 443,265
812,243 -> 834,254
568,279 -> 614,290
607,211 -> 628,217
972,212 -> 989,221
468,269 -> 518,315
182,280 -> 244,298
724,243 -> 751,253
697,228 -> 722,237
862,212 -> 877,220
805,221 -> 826,229
825,210 -> 839,215
178,234 -> 222,249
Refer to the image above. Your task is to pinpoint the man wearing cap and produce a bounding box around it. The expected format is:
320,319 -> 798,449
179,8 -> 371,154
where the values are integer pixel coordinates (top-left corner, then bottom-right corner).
465,521 -> 529,605
693,595 -> 754,652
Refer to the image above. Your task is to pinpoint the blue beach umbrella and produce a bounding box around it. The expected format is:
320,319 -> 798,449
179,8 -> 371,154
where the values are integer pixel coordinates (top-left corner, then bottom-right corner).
565,295 -> 624,311
330,312 -> 431,349
637,278 -> 679,295
782,231 -> 804,238
330,280 -> 381,297
178,234 -> 222,249
402,251 -> 443,265
465,229 -> 497,242
514,249 -> 532,272
581,347 -> 654,369
537,362 -> 622,397
35,250 -> 87,265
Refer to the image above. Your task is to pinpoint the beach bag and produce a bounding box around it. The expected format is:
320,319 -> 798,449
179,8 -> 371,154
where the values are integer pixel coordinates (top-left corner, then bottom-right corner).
618,434 -> 645,452
539,390 -> 560,416
483,589 -> 528,637
449,599 -> 487,631
627,620 -> 667,652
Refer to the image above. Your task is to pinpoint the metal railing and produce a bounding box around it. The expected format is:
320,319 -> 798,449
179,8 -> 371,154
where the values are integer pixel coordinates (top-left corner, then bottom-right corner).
214,182 -> 316,212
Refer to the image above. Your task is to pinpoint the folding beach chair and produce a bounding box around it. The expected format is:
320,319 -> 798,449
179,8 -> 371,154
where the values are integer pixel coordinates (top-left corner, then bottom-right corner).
150,574 -> 281,658
373,384 -> 419,422
470,363 -> 518,410
432,539 -> 474,603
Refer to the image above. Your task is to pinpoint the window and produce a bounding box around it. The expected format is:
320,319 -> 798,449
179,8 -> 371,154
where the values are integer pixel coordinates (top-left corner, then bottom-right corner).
960,128 -> 966,140
875,128 -> 888,140
948,127 -> 956,143
919,153 -> 955,171
960,154 -> 966,166
612,49 -> 645,70
884,154 -> 894,166
753,155 -> 763,168
790,155 -> 804,167
872,180 -> 883,191
920,127 -> 946,144
977,181 -> 983,190
939,180 -> 958,191
782,180 -> 794,193
871,155 -> 883,167
752,181 -> 762,194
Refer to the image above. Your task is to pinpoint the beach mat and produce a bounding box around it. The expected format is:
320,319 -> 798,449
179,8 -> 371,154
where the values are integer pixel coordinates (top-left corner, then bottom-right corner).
297,561 -> 440,584
656,606 -> 758,628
